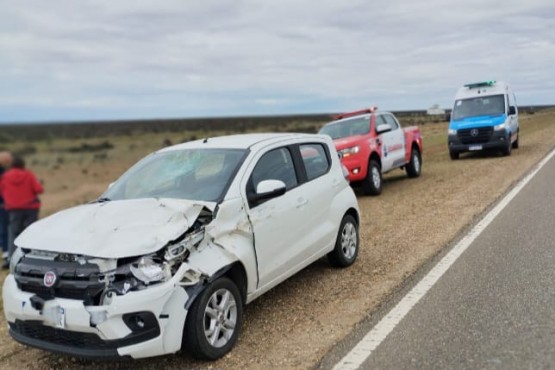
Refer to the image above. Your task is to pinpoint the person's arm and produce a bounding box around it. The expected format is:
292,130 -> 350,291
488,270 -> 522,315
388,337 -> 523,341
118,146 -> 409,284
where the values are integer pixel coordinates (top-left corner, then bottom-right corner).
31,172 -> 44,194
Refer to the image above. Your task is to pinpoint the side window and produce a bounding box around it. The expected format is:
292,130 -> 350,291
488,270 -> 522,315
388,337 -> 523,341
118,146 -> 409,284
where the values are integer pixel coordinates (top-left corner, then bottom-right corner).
383,114 -> 400,130
250,147 -> 298,191
375,115 -> 386,125
300,144 -> 330,181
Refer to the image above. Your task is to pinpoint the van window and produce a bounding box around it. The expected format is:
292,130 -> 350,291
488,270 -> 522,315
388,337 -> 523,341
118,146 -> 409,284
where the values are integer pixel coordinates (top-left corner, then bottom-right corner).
452,94 -> 506,120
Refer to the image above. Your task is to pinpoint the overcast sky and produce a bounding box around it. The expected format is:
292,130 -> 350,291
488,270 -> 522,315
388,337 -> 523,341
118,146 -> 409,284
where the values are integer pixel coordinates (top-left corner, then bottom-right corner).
1,0 -> 554,123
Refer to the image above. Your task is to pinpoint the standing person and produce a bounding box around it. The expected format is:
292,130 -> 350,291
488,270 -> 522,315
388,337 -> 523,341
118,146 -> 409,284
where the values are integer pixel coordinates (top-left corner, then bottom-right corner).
0,156 -> 43,263
0,151 -> 13,268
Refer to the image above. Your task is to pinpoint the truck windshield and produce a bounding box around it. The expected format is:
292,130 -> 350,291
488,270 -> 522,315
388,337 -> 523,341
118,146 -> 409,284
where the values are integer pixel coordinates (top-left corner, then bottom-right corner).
452,94 -> 506,120
319,117 -> 370,139
102,148 -> 246,202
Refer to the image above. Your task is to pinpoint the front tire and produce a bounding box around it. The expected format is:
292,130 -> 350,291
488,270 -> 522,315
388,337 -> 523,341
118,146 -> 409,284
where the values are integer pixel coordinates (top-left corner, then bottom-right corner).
512,131 -> 519,149
502,135 -> 512,156
328,214 -> 359,267
406,147 -> 422,178
362,159 -> 382,195
184,277 -> 243,360
449,150 -> 459,160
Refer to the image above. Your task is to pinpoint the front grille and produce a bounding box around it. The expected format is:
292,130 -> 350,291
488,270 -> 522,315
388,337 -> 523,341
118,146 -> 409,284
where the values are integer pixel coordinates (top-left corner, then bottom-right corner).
10,320 -> 115,349
15,257 -> 105,305
457,127 -> 494,144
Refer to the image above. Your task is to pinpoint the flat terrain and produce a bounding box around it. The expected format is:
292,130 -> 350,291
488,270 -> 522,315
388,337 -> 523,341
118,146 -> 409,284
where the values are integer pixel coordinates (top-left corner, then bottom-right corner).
1,110 -> 555,369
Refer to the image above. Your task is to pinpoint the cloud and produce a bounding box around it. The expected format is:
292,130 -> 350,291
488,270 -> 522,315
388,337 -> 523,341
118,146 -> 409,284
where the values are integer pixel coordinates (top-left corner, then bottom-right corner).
0,0 -> 554,122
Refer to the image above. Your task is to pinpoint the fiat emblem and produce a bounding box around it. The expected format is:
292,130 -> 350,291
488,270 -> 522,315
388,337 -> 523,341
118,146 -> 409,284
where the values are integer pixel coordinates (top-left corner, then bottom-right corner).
470,129 -> 479,137
43,271 -> 57,288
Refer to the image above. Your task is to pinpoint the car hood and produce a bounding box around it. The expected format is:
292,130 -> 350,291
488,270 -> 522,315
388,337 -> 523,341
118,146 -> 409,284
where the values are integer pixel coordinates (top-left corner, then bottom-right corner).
15,198 -> 216,259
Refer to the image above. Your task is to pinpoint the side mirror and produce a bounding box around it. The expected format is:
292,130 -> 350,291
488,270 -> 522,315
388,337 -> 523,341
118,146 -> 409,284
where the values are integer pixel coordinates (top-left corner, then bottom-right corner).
376,124 -> 391,134
508,106 -> 516,115
249,179 -> 286,204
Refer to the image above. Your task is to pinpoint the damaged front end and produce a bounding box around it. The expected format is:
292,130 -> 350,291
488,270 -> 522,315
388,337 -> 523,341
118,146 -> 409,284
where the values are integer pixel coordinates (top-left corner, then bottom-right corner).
4,207 -> 222,359
12,210 -> 212,309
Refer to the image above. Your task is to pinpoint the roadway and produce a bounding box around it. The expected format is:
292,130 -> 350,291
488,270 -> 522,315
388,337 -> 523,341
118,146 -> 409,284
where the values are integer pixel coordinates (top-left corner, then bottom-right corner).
326,150 -> 555,369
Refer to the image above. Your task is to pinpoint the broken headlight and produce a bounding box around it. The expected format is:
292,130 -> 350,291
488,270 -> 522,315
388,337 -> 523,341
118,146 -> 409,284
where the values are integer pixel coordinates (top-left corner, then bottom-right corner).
101,228 -> 206,303
130,256 -> 171,284
164,227 -> 205,262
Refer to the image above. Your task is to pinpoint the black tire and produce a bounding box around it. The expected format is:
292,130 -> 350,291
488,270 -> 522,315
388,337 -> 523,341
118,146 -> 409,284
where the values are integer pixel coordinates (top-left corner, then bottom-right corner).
449,150 -> 459,160
406,147 -> 422,178
512,131 -> 519,149
328,214 -> 359,267
184,277 -> 243,360
502,136 -> 512,156
361,159 -> 382,195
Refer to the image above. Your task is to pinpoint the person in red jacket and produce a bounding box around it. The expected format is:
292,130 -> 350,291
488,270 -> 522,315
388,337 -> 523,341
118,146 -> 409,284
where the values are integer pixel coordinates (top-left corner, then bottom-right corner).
0,156 -> 44,262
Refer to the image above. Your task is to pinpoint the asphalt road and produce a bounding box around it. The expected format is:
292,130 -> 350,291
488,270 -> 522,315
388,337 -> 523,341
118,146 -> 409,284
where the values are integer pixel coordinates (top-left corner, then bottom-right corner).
326,152 -> 555,369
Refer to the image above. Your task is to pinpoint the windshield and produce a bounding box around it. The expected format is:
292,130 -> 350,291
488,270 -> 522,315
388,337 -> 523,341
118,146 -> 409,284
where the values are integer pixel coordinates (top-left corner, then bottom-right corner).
319,116 -> 370,139
452,94 -> 506,120
102,148 -> 246,202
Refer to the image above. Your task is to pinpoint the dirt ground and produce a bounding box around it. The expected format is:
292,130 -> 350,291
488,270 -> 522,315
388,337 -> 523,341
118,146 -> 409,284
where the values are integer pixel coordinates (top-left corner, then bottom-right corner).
1,110 -> 555,369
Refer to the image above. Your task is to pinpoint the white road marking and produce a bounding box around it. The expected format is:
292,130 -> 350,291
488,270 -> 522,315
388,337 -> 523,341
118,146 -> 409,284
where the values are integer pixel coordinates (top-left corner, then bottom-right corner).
333,147 -> 555,370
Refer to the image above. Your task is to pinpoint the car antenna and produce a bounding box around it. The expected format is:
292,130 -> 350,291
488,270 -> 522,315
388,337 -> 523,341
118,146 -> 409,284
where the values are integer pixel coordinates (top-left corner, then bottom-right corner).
203,138 -> 208,143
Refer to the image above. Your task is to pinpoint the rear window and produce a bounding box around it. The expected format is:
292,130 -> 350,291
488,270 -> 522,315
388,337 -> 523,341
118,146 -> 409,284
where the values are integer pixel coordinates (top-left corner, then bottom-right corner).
300,144 -> 330,180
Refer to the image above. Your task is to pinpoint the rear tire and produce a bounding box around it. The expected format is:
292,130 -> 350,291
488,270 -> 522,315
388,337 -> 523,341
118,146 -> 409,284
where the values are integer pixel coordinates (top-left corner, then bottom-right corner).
362,159 -> 382,195
406,147 -> 422,178
328,214 -> 359,267
184,277 -> 243,360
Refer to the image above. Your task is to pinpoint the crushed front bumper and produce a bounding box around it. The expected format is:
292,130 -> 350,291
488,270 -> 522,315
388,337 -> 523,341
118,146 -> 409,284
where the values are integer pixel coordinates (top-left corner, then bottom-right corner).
3,275 -> 190,359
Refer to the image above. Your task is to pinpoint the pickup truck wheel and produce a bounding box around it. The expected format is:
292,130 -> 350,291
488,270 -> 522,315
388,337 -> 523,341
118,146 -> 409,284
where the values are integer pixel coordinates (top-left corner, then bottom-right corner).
449,150 -> 459,160
406,147 -> 422,178
362,159 -> 382,195
184,277 -> 243,360
328,214 -> 359,267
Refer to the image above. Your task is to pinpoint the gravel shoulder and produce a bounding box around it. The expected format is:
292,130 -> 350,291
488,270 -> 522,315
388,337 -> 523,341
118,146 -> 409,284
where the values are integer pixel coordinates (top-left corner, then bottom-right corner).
1,111 -> 555,369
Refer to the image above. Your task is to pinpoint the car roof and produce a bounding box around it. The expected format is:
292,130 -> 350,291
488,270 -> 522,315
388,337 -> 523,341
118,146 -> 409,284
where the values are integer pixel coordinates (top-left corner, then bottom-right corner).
159,133 -> 324,152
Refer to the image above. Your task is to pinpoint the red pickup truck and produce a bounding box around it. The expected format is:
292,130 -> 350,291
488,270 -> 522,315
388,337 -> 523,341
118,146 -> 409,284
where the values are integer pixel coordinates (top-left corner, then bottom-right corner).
319,107 -> 423,195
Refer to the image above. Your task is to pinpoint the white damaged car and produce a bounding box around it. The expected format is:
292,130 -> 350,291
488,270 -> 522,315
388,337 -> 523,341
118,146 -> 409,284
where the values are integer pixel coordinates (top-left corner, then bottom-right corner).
3,133 -> 360,360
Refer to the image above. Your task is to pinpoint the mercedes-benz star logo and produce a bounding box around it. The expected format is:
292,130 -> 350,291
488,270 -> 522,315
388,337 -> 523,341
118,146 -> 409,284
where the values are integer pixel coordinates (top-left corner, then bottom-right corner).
43,271 -> 57,288
470,129 -> 479,137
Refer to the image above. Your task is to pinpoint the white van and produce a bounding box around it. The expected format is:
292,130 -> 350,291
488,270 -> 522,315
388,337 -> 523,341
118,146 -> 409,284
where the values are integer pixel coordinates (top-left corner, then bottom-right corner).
447,81 -> 519,159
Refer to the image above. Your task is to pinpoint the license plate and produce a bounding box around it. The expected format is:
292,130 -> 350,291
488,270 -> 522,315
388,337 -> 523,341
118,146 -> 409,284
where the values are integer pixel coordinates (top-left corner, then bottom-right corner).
54,307 -> 66,329
40,305 -> 66,328
468,145 -> 483,151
